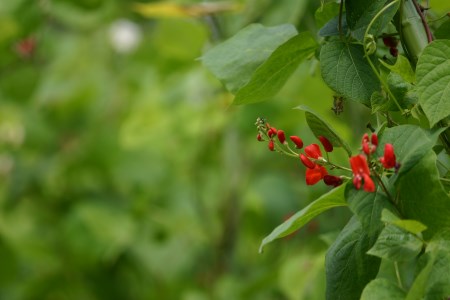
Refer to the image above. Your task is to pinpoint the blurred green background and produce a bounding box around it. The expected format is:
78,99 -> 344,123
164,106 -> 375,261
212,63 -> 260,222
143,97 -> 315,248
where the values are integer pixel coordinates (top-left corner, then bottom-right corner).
2,0 -> 431,299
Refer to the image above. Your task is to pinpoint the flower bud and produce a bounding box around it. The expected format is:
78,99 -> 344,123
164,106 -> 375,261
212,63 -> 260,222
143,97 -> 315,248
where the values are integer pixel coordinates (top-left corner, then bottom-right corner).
323,175 -> 343,187
318,136 -> 333,152
290,136 -> 303,149
380,143 -> 396,168
277,130 -> 286,144
268,140 -> 275,151
268,127 -> 277,138
257,133 -> 263,141
371,133 -> 378,146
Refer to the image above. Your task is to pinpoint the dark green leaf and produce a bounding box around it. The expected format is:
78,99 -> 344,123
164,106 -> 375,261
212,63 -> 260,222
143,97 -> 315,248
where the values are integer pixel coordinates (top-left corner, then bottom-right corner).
295,105 -> 352,156
367,225 -> 423,261
346,184 -> 396,236
361,278 -> 406,300
434,20 -> 450,39
320,41 -> 380,106
318,13 -> 349,37
233,32 -> 317,105
201,24 -> 297,94
259,183 -> 347,253
416,40 -> 450,127
396,151 -> 450,238
326,217 -> 381,300
315,2 -> 340,28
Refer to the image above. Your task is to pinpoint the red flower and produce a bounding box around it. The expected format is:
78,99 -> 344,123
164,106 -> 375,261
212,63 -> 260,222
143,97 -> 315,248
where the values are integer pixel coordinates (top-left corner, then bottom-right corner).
268,140 -> 274,151
300,153 -> 316,169
382,36 -> 398,48
318,136 -> 333,152
350,154 -> 375,192
380,143 -> 396,169
362,133 -> 376,155
305,144 -> 322,159
323,175 -> 343,187
277,130 -> 286,144
290,136 -> 303,149
257,133 -> 263,141
306,165 -> 328,185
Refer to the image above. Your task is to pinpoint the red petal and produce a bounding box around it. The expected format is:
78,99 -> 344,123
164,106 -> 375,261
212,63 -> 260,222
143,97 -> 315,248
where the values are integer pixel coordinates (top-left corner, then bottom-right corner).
305,144 -> 322,159
323,175 -> 342,187
300,154 -> 316,169
305,165 -> 327,185
371,133 -> 378,146
268,140 -> 274,151
363,174 -> 376,192
380,143 -> 396,168
349,154 -> 370,176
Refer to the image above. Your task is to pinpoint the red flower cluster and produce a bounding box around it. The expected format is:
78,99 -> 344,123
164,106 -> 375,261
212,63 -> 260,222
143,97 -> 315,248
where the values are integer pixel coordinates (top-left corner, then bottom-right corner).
349,132 -> 398,193
255,118 -> 342,188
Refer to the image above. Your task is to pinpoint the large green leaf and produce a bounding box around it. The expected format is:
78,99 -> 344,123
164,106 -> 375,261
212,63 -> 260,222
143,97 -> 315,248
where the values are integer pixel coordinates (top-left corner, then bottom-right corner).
406,230 -> 450,300
381,209 -> 427,235
295,105 -> 352,156
320,41 -> 380,106
345,0 -> 399,41
434,20 -> 450,39
367,225 -> 423,261
379,55 -> 415,83
346,184 -> 396,236
259,183 -> 347,253
416,40 -> 450,127
361,278 -> 406,300
396,151 -> 450,238
326,217 -> 380,300
378,125 -> 444,176
233,32 -> 317,105
201,24 -> 297,94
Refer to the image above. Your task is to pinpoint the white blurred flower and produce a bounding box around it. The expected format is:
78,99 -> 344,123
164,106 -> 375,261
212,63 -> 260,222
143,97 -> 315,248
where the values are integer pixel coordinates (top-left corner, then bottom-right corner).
108,19 -> 142,54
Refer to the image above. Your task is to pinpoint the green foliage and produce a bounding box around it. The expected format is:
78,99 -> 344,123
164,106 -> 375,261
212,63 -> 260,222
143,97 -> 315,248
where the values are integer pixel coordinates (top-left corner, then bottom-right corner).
361,278 -> 406,300
320,41 -> 380,105
415,40 -> 450,127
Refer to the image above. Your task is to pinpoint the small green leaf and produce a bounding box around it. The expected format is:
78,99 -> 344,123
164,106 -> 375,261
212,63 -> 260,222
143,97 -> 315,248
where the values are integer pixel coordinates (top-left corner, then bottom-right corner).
396,151 -> 450,238
381,209 -> 428,235
320,41 -> 380,106
379,55 -> 415,83
233,32 -> 317,105
416,40 -> 450,127
378,125 -> 444,176
367,225 -> 423,261
326,217 -> 380,300
361,278 -> 406,300
295,105 -> 352,156
201,24 -> 297,94
259,183 -> 347,253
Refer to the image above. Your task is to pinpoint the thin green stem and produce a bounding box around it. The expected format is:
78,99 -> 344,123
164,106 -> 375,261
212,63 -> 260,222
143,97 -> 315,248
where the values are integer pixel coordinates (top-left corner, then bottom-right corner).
363,0 -> 404,113
440,177 -> 450,183
394,262 -> 404,290
373,172 -> 395,205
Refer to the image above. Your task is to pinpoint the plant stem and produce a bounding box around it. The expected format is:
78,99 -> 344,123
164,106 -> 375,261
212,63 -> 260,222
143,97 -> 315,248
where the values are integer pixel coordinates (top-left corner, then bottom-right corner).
411,0 -> 433,42
394,262 -> 404,289
363,0 -> 404,113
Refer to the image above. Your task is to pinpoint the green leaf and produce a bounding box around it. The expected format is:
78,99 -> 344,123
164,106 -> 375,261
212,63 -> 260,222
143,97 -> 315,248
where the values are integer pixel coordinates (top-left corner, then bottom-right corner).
346,0 -> 399,41
378,125 -> 444,176
201,24 -> 297,94
361,278 -> 406,300
315,2 -> 340,28
416,40 -> 450,127
396,151 -> 450,238
379,55 -> 415,83
381,209 -> 428,235
346,184 -> 396,236
318,13 -> 349,37
233,32 -> 317,105
320,41 -> 380,106
295,105 -> 352,156
406,230 -> 450,300
434,19 -> 450,40
370,73 -> 415,113
259,183 -> 347,253
367,225 -> 423,261
326,217 -> 380,300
